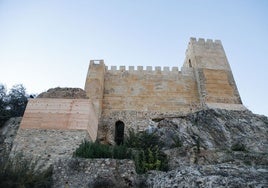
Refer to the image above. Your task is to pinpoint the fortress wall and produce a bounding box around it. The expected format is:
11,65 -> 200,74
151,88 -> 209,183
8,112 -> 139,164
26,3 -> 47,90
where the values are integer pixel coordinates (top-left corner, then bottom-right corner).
102,67 -> 199,113
20,98 -> 98,141
97,68 -> 200,144
98,109 -> 190,144
202,69 -> 242,104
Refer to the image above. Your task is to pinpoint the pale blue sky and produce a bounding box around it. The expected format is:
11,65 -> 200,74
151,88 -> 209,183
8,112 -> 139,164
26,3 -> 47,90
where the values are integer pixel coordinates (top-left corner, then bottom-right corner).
0,0 -> 267,116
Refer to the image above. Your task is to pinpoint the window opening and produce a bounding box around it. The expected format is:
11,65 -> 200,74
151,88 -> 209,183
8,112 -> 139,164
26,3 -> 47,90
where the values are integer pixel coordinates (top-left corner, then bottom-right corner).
115,120 -> 125,145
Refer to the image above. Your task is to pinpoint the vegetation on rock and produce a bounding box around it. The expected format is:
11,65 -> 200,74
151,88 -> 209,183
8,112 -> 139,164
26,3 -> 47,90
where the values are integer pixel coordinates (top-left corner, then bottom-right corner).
74,130 -> 169,174
125,130 -> 168,173
0,84 -> 31,127
0,154 -> 53,188
73,141 -> 132,159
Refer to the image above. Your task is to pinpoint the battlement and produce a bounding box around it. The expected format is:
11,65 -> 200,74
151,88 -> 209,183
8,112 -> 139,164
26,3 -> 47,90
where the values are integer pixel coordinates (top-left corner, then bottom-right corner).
105,65 -> 180,72
189,37 -> 222,45
101,65 -> 196,77
90,59 -> 105,65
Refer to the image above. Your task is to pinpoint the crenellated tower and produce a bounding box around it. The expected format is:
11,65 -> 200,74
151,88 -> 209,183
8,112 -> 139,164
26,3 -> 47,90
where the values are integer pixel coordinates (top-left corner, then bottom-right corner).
183,38 -> 242,108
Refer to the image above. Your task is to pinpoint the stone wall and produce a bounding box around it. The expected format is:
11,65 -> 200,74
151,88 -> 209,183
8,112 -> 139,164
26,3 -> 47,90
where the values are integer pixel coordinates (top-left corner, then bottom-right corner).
102,66 -> 199,113
98,67 -> 201,143
10,129 -> 90,167
21,98 -> 98,141
53,158 -> 137,188
84,60 -> 105,118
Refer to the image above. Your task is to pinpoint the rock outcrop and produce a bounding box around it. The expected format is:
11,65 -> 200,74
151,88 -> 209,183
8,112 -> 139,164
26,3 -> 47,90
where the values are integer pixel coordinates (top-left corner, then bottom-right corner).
146,163 -> 267,187
157,109 -> 267,153
37,87 -> 88,99
144,109 -> 268,187
0,117 -> 21,159
2,108 -> 268,187
53,158 -> 137,188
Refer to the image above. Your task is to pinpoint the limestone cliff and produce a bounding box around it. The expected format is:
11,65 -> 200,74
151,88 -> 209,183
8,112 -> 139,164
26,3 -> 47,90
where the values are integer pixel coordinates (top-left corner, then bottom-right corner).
145,109 -> 268,187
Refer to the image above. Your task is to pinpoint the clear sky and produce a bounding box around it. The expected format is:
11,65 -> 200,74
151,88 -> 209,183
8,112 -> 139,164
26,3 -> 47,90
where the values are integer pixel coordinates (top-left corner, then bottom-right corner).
0,0 -> 267,116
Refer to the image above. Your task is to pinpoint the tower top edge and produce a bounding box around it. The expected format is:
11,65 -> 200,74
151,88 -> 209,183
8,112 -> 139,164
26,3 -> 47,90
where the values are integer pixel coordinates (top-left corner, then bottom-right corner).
190,37 -> 222,45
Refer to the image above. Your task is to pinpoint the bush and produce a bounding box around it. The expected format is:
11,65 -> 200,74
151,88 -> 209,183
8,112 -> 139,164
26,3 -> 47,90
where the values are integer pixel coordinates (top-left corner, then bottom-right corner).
74,130 -> 169,174
134,147 -> 169,174
0,84 -> 30,127
125,130 -> 168,174
0,154 -> 53,188
125,129 -> 163,150
112,144 -> 132,159
73,141 -> 131,159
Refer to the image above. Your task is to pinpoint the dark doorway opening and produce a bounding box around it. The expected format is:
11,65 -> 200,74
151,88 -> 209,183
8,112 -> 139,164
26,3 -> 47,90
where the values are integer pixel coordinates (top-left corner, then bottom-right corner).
115,121 -> 125,145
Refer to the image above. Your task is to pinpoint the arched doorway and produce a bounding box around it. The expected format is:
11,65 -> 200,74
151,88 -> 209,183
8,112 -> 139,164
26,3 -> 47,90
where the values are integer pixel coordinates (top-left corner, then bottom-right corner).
115,120 -> 125,145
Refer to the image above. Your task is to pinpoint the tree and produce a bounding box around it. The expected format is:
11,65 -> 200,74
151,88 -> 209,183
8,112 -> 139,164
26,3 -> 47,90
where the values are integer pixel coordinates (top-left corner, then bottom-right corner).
0,84 -> 9,126
7,84 -> 28,117
0,84 -> 29,127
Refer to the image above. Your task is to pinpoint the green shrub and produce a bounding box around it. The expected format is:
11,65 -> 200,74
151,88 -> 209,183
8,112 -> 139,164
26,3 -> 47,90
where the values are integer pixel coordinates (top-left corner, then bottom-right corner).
133,146 -> 168,174
0,84 -> 29,127
74,141 -> 112,158
125,129 -> 163,150
74,129 -> 169,174
73,141 -> 131,159
125,129 -> 168,174
0,154 -> 53,188
112,144 -> 132,159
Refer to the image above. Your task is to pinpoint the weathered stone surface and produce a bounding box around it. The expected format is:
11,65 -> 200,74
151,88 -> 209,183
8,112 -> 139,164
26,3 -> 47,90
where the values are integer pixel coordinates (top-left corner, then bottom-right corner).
157,109 -> 268,153
0,117 -> 21,157
145,164 -> 268,188
10,129 -> 90,167
143,108 -> 268,187
52,158 -> 137,188
38,87 -> 88,99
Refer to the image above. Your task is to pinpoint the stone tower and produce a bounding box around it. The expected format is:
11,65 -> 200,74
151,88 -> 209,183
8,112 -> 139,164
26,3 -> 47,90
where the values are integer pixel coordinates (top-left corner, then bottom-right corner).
84,60 -> 106,118
184,38 -> 242,108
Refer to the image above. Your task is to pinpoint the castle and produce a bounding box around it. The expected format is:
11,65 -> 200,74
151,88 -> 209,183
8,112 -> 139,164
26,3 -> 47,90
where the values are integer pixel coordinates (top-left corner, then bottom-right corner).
13,38 -> 245,158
